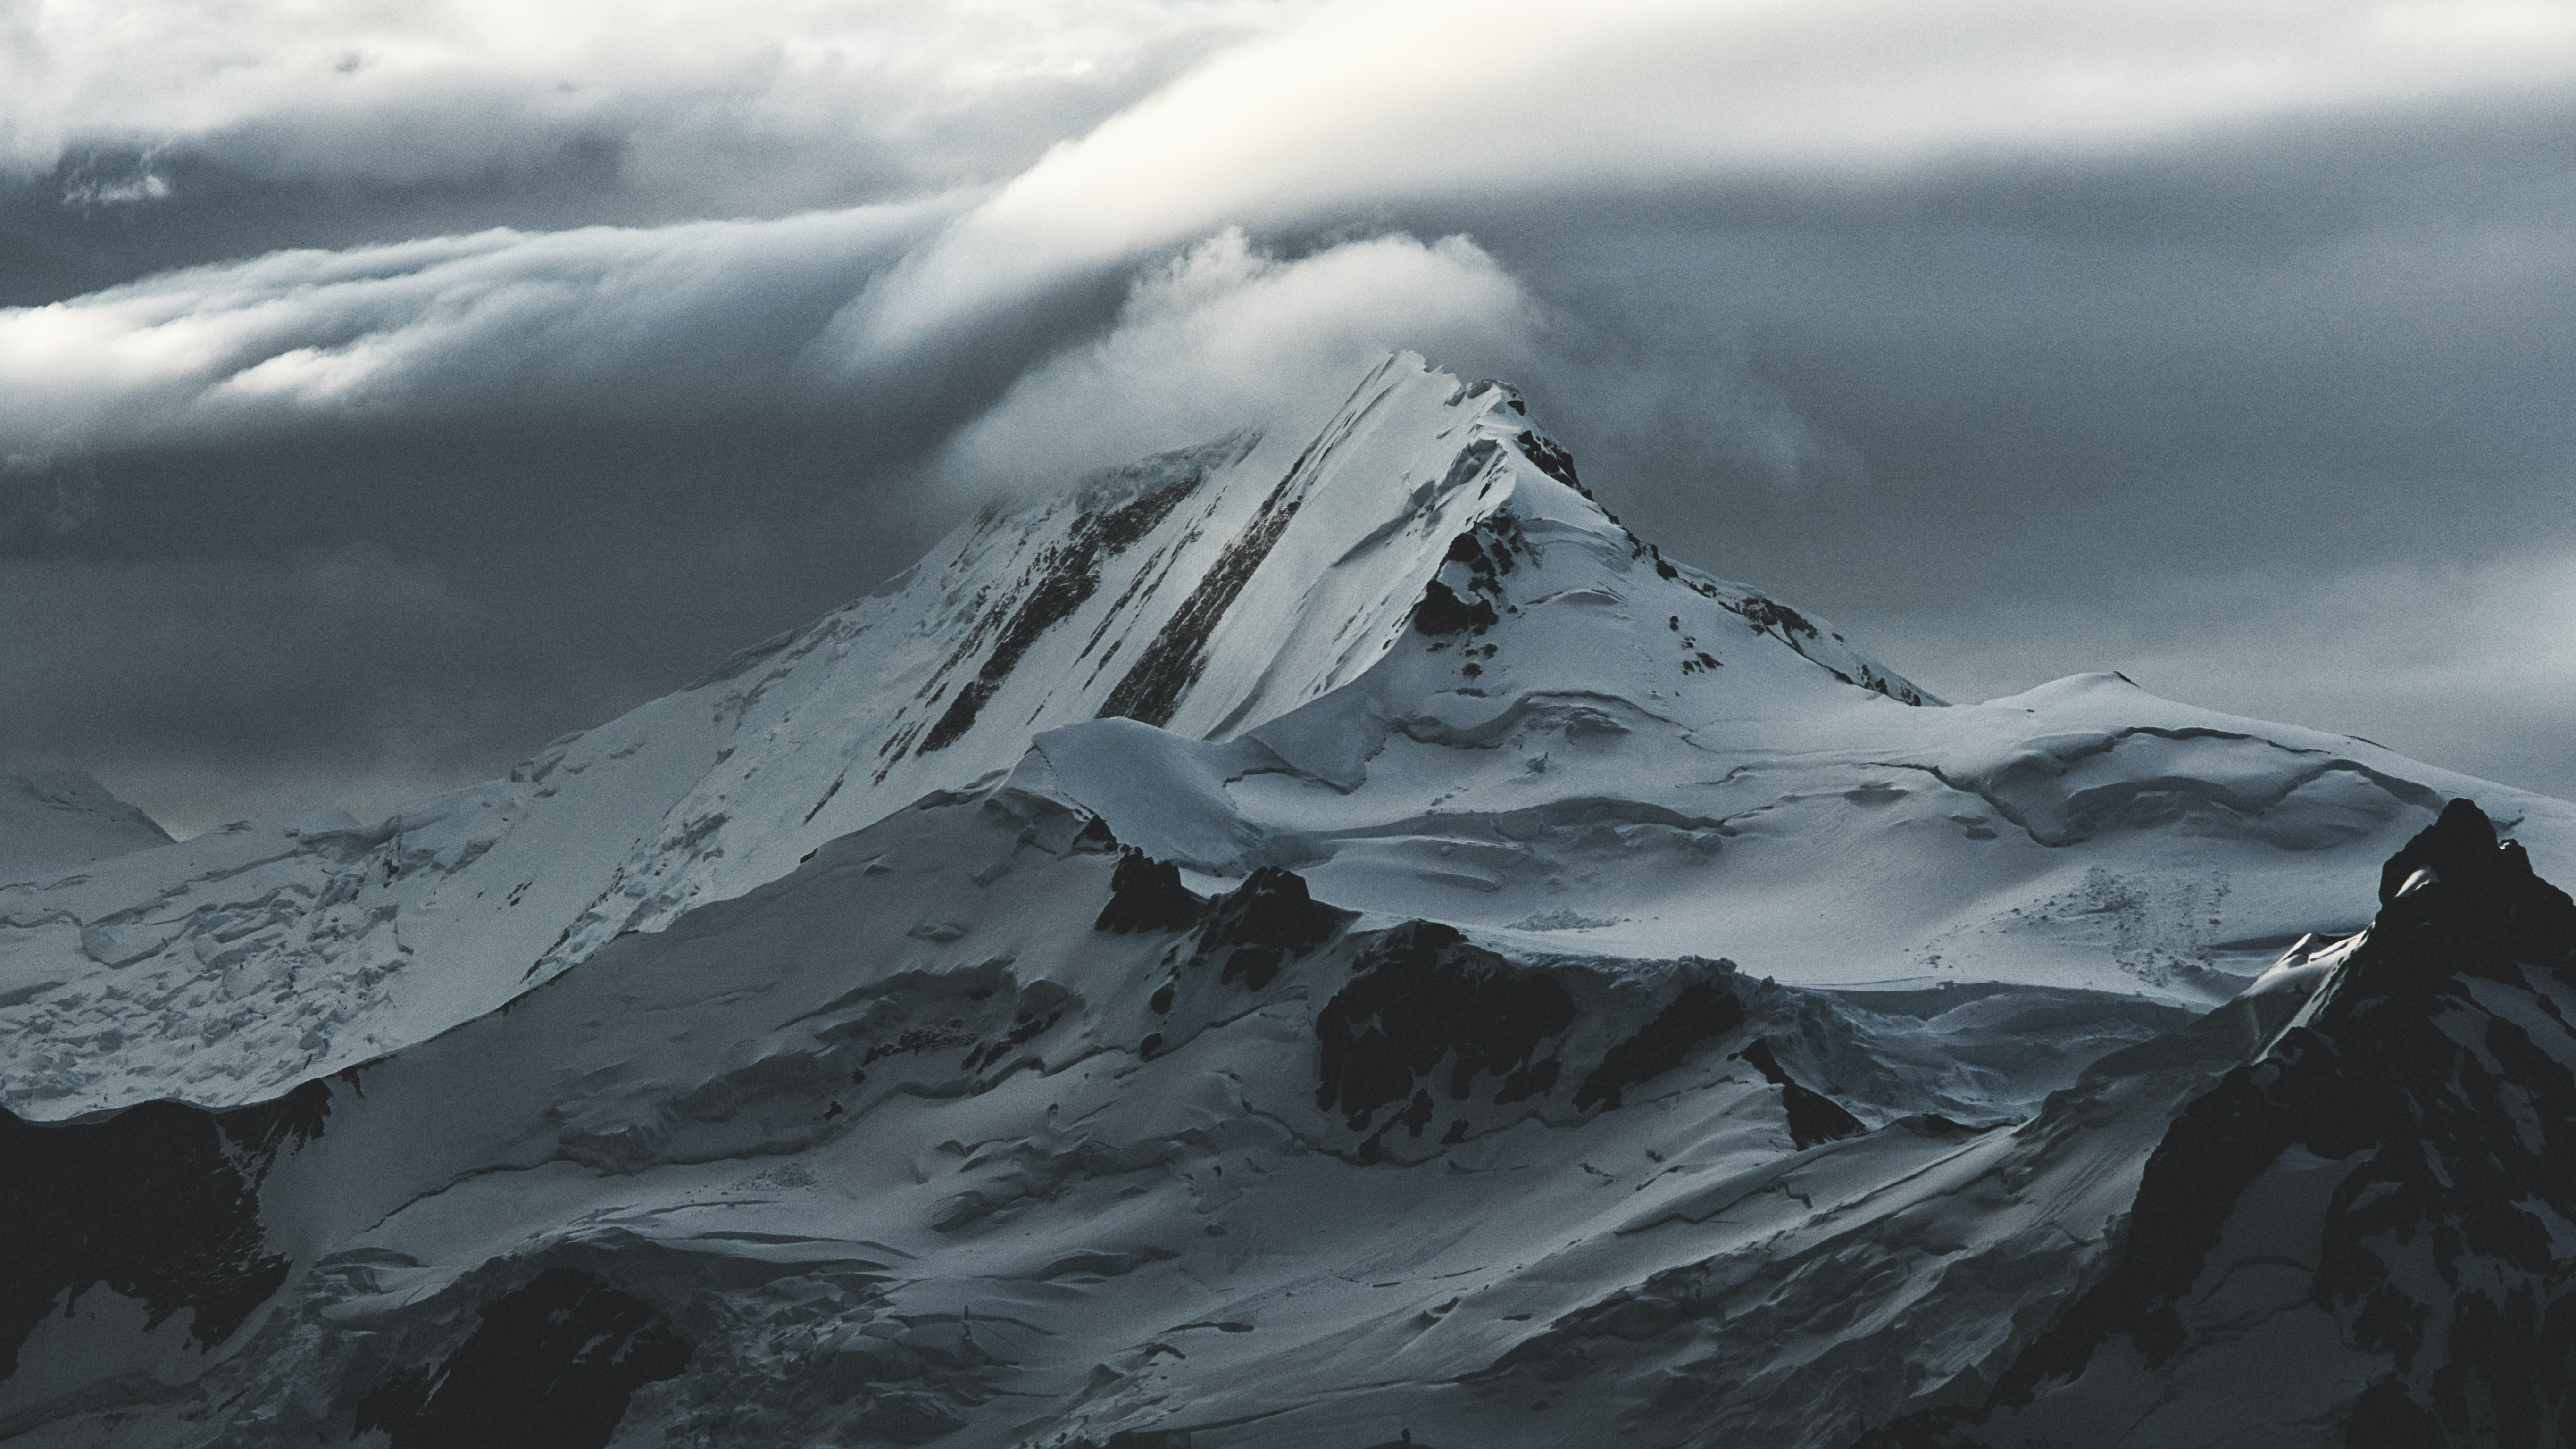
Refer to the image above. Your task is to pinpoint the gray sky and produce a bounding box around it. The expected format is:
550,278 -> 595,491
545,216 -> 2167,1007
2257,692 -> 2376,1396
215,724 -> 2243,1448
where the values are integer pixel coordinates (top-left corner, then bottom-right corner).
2,0 -> 2570,835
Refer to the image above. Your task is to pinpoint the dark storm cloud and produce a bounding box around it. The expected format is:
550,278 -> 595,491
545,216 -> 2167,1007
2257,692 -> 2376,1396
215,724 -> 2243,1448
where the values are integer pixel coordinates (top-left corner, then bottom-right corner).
1,139 -> 635,306
1420,98 -> 2576,797
0,422 -> 954,834
5,0 -> 2574,828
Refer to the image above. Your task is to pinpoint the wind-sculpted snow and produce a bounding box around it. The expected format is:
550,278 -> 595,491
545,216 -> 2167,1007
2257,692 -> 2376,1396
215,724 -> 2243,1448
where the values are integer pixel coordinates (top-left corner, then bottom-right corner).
1042,598 -> 2568,1010
5,354 -> 2576,1447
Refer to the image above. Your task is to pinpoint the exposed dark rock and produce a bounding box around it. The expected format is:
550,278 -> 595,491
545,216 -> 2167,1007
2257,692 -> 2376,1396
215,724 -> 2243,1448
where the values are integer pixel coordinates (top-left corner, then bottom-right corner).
1316,931 -> 1755,1146
1445,524 -> 1515,577
2377,796 -> 2504,908
1413,510 -> 1524,638
1099,452 -> 1313,729
801,773 -> 845,824
1601,532 -> 1931,705
1188,867 -> 1351,991
1859,799 -> 2576,1448
962,1008 -> 1065,1074
1515,429 -> 1585,495
2348,1379 -> 2449,1449
920,472 -> 1205,753
352,1267 -> 690,1449
0,1078 -> 330,1377
1574,984 -> 1748,1113
1732,594 -> 1823,642
1412,579 -> 1499,636
1721,1037 -> 1867,1148
1094,849 -> 1202,934
1314,923 -> 1578,1132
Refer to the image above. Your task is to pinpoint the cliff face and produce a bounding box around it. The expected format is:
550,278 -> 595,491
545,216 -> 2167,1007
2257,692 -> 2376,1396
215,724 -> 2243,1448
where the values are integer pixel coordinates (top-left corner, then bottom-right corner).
1872,798 -> 2576,1449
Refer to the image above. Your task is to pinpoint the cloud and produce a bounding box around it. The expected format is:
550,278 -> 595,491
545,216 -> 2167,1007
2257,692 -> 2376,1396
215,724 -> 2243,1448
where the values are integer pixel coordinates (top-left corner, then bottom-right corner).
1514,335 -> 1868,496
932,228 -> 1540,498
11,0 -> 2576,464
0,208 -> 1541,479
844,0 -> 2576,354
3,0 -> 1284,213
0,544 -> 592,834
23,0 -> 2573,227
0,202 -> 950,451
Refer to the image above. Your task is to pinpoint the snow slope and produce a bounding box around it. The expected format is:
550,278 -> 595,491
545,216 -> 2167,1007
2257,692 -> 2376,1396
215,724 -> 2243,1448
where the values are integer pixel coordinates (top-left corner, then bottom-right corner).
0,770 -> 2195,1448
7,772 -> 2564,1449
2,354 -> 2572,1449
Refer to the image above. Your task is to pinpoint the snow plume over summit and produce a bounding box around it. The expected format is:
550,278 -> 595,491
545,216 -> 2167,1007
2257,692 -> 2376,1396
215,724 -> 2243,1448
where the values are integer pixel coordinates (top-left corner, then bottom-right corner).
923,230 -> 1537,503
1,355 -> 2573,1447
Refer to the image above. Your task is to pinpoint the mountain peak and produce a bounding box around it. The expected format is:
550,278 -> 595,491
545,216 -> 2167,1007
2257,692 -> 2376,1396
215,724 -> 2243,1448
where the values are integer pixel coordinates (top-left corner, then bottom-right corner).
5,357 -> 2576,1449
0,352 -> 1919,1118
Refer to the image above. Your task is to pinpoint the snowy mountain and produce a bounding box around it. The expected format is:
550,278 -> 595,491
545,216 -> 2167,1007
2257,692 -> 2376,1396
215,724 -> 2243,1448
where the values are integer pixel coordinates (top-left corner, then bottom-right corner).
1,354 -> 2571,1448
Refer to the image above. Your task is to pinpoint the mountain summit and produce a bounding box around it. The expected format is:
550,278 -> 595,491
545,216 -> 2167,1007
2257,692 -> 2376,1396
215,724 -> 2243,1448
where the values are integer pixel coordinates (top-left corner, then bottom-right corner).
0,355 -> 2570,1448
0,356 -> 1921,1120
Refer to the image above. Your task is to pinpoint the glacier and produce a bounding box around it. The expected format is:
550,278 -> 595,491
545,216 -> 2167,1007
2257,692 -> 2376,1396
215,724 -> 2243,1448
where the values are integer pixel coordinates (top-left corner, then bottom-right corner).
0,353 -> 2569,1448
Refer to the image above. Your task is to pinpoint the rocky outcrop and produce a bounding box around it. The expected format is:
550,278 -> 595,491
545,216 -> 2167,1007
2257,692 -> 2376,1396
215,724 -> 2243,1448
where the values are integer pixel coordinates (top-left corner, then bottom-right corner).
1867,799 -> 2576,1448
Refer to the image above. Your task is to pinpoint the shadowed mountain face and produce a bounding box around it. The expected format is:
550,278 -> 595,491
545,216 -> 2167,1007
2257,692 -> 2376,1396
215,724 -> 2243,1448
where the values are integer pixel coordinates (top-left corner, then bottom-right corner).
0,357 -> 2571,1447
1868,798 -> 2576,1449
0,1083 -> 326,1381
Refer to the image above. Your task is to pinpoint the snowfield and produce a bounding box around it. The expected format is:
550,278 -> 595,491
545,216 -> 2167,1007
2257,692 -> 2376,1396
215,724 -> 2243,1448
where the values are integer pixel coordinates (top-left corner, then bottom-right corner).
1,354 -> 2569,1449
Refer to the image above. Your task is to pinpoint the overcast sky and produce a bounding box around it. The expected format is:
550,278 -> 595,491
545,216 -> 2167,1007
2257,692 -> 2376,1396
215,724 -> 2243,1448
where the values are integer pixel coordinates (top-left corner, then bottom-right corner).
3,0 -> 2571,835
